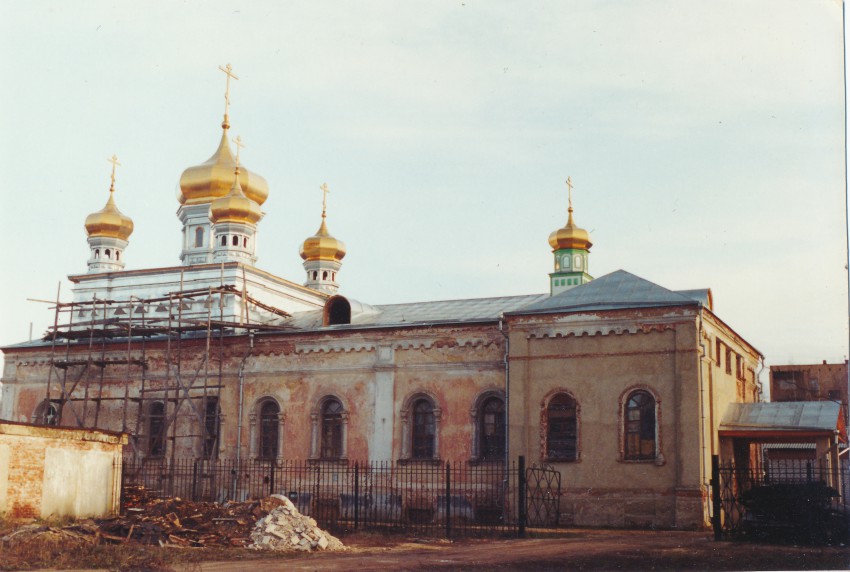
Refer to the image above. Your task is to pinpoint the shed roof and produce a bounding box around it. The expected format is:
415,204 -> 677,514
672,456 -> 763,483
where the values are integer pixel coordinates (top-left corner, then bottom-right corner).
720,402 -> 842,434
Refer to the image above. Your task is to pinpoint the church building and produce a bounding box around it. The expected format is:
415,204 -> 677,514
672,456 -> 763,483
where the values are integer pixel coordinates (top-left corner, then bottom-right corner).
0,67 -> 762,529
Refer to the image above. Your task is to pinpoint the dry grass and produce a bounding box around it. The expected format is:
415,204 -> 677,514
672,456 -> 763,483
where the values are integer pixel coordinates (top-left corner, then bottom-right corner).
0,515 -> 287,572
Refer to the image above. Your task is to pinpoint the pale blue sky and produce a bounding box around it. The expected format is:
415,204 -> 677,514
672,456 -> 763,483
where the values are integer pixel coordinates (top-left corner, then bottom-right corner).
0,1 -> 846,375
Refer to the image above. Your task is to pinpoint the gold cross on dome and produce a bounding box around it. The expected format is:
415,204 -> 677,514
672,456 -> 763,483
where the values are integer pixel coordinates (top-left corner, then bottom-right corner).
108,155 -> 121,191
565,176 -> 574,210
320,183 -> 330,217
218,63 -> 239,121
232,135 -> 245,166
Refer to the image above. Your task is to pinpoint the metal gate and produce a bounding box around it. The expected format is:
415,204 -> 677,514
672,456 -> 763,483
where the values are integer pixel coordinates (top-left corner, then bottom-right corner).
711,454 -> 849,543
525,462 -> 561,527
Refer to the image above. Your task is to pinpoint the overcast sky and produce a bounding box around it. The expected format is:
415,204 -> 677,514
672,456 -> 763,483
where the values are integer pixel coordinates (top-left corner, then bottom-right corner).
0,1 -> 847,380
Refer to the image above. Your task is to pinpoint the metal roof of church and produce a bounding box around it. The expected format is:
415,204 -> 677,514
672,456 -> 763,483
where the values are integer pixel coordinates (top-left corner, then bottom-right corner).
509,269 -> 708,315
284,270 -> 711,331
284,293 -> 549,330
720,401 -> 842,433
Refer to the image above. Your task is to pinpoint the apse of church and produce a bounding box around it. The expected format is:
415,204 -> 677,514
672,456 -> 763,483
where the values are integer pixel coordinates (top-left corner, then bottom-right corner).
0,65 -> 763,529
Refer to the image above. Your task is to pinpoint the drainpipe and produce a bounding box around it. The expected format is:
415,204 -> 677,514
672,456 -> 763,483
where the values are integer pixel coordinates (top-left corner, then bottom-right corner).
498,317 -> 510,469
697,307 -> 709,471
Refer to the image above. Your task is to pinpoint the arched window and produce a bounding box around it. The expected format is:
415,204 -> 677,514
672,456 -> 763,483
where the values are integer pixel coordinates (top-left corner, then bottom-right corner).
321,398 -> 344,460
412,399 -> 436,460
322,270 -> 328,280
104,248 -> 111,259
203,397 -> 221,459
243,237 -> 248,248
148,402 -> 166,457
546,393 -> 577,461
94,248 -> 100,258
479,396 -> 505,461
221,235 -> 227,247
232,235 -> 239,246
35,400 -> 59,426
194,227 -> 204,247
312,271 -> 318,280
115,251 -> 120,260
259,400 -> 280,460
624,390 -> 656,461
574,255 -> 583,270
561,255 -> 570,269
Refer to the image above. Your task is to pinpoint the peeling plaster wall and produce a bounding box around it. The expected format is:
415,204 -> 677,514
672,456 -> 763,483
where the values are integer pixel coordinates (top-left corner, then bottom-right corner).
506,306 -> 759,529
0,423 -> 125,518
0,305 -> 760,529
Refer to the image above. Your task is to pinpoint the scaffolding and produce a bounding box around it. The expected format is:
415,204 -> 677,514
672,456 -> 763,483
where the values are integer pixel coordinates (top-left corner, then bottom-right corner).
39,280 -> 291,461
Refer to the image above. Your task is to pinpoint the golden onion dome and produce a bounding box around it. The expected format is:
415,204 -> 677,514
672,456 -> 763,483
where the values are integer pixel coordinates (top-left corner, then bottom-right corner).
209,169 -> 263,224
178,128 -> 269,206
548,207 -> 592,251
300,218 -> 346,262
85,188 -> 134,241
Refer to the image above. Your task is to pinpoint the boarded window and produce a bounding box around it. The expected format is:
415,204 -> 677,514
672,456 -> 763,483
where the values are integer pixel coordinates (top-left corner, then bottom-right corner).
412,399 -> 436,460
479,396 -> 505,461
321,398 -> 343,460
148,402 -> 166,457
204,397 -> 221,458
259,400 -> 280,460
547,393 -> 577,461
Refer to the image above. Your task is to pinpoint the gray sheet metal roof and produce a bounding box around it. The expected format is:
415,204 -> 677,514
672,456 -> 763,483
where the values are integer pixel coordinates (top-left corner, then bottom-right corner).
284,293 -> 549,330
720,402 -> 841,433
511,269 -> 705,315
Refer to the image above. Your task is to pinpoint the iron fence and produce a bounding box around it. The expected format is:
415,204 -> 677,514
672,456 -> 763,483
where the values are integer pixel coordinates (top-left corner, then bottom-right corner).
121,456 -> 561,538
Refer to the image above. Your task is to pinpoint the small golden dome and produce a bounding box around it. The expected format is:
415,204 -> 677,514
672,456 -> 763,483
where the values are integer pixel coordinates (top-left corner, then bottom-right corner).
178,129 -> 269,206
85,188 -> 134,241
548,208 -> 592,251
300,218 -> 346,262
210,170 -> 263,224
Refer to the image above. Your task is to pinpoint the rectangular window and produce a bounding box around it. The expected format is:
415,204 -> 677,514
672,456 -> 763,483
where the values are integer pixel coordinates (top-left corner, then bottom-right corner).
725,348 -> 732,375
715,339 -> 721,366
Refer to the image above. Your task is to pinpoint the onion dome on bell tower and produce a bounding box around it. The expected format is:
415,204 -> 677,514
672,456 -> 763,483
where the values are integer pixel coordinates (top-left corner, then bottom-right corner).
210,136 -> 263,265
300,183 -> 346,294
176,63 -> 269,266
548,177 -> 593,295
85,155 -> 134,273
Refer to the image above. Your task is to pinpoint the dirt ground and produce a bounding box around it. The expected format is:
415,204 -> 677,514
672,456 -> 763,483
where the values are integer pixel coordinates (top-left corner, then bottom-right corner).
178,529 -> 850,572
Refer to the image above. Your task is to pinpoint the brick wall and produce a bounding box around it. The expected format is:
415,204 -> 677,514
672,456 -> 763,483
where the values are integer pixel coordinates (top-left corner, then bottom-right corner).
0,422 -> 126,519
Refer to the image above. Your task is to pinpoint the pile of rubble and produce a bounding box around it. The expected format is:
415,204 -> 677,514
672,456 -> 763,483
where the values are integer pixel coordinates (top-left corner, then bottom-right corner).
0,487 -> 343,551
249,494 -> 345,552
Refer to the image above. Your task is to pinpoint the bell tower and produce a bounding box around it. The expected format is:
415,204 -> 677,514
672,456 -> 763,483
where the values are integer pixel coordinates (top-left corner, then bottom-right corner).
548,177 -> 592,295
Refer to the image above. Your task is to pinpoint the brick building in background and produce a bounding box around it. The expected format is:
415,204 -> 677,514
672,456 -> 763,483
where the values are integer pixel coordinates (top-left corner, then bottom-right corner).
770,360 -> 849,424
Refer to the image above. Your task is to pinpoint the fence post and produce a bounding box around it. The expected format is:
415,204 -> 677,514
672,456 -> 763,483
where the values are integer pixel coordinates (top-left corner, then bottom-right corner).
354,462 -> 360,530
191,459 -> 199,502
445,462 -> 452,539
269,459 -> 276,497
711,454 -> 721,541
518,456 -> 526,538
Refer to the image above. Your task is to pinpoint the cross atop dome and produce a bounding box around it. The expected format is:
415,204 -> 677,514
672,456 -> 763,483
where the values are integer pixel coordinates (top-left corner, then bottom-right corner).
218,63 -> 239,130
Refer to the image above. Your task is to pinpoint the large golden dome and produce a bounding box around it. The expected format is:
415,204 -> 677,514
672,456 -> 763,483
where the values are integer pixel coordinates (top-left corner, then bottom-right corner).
300,218 -> 346,262
548,208 -> 592,251
178,128 -> 269,206
209,170 -> 263,224
85,189 -> 134,241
